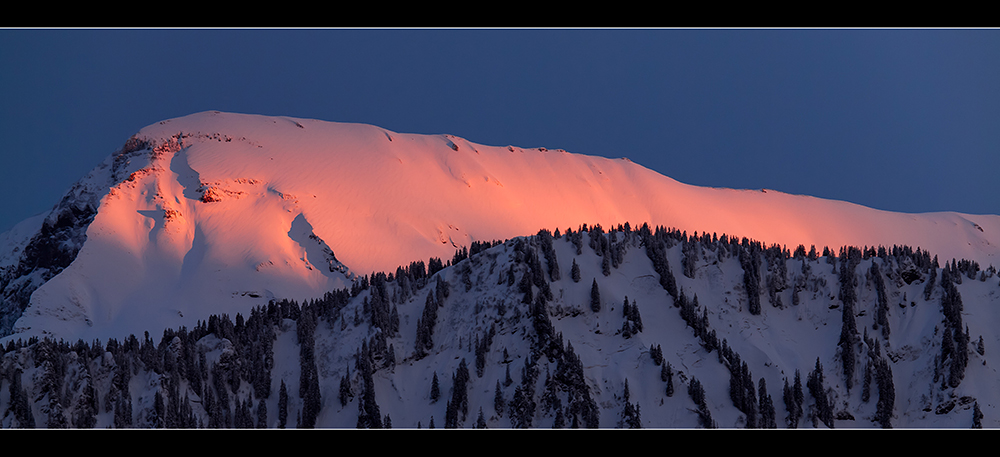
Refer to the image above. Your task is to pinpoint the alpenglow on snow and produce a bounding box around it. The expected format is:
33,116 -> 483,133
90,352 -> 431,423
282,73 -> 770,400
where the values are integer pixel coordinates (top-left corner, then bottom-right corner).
0,111 -> 997,429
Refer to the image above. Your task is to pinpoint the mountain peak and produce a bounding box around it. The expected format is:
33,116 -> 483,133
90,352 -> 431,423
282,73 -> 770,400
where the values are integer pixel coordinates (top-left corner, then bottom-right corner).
2,111 -> 998,344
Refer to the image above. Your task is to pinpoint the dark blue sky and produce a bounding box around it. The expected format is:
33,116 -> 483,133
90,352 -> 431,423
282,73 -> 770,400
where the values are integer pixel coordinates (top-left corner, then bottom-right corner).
2,28 -> 998,233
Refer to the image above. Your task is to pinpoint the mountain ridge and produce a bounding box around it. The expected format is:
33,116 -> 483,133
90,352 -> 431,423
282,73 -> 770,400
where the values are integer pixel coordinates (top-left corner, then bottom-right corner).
1,110 -> 997,347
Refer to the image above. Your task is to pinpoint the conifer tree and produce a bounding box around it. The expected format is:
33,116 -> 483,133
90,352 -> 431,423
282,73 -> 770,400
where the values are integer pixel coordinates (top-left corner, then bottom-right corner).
540,370 -> 560,416
355,342 -> 382,429
430,371 -> 441,402
591,279 -> 601,312
152,391 -> 165,429
922,261 -> 938,299
553,408 -> 566,429
7,368 -> 34,428
257,398 -> 268,428
510,385 -> 529,428
494,381 -> 505,417
940,267 -> 969,388
807,358 -> 834,428
452,359 -> 471,421
650,344 -> 664,366
758,378 -> 776,428
475,335 -> 487,378
838,248 -> 860,391
445,400 -> 459,428
278,379 -> 288,429
688,377 -> 714,428
339,372 -> 352,407
793,370 -> 804,427
415,291 -> 440,359
644,235 -> 678,299
45,397 -> 68,429
862,360 -> 873,404
740,245 -> 762,315
782,377 -> 796,428
662,362 -> 674,397
620,379 -> 642,428
874,358 -> 894,428
113,386 -> 133,428
538,229 -> 561,282
298,311 -> 322,428
682,239 -> 698,279
871,261 -> 890,339
476,407 -> 487,429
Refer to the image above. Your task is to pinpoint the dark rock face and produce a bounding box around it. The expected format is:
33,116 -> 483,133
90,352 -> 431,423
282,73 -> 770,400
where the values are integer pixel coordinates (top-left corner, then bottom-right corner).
0,197 -> 98,336
900,268 -> 921,285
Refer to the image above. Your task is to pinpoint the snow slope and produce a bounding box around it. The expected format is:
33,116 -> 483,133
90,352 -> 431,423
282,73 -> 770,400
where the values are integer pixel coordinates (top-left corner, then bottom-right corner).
3,111 -> 999,345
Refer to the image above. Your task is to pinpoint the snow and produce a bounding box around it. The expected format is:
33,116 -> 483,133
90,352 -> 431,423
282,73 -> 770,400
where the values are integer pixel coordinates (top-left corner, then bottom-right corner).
3,206 -> 999,427
0,212 -> 45,269
2,110 -> 998,358
297,230 -> 999,428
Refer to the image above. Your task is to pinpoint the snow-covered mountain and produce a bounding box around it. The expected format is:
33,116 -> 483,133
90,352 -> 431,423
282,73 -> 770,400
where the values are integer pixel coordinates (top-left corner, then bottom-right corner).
2,111 -> 997,345
0,111 -> 998,428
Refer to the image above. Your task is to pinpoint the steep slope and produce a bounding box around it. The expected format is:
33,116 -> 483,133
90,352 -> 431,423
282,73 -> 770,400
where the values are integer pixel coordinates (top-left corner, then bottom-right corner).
2,111 -> 998,346
0,138 -> 151,338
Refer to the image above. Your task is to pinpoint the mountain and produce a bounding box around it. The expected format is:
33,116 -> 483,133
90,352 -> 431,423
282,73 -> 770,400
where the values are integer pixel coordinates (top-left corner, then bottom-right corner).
2,111 -> 997,345
0,111 -> 997,428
